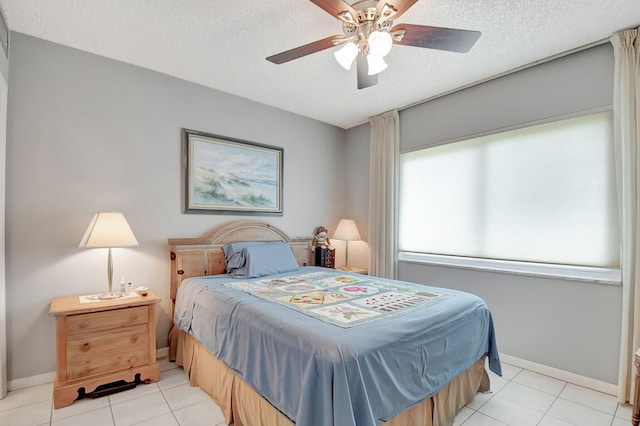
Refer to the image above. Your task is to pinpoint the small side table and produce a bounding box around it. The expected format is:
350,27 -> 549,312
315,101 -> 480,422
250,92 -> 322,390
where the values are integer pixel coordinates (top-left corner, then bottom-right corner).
50,292 -> 161,408
634,348 -> 640,425
315,246 -> 335,268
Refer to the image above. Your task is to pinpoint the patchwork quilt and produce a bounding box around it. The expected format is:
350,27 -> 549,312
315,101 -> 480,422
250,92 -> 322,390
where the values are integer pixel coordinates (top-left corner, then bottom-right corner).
224,270 -> 452,327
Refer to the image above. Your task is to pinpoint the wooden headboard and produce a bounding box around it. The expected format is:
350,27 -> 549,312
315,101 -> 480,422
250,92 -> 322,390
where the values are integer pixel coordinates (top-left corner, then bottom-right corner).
168,220 -> 313,315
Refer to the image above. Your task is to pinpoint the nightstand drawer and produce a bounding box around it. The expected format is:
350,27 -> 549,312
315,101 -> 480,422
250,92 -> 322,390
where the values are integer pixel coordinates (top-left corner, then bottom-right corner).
67,306 -> 148,336
67,346 -> 149,380
67,325 -> 149,359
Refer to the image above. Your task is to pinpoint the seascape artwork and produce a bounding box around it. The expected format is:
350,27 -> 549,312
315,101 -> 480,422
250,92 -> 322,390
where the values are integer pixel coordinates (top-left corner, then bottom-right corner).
184,130 -> 283,214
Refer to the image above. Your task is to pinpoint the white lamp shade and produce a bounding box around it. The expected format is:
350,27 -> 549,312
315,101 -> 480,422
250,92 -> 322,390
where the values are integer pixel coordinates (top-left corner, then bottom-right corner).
333,219 -> 361,241
367,54 -> 388,75
368,31 -> 393,57
334,42 -> 358,70
79,212 -> 139,248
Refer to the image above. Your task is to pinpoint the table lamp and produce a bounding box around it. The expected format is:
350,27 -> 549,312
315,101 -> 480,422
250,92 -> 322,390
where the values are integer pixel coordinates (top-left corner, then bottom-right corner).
333,219 -> 361,269
79,212 -> 139,299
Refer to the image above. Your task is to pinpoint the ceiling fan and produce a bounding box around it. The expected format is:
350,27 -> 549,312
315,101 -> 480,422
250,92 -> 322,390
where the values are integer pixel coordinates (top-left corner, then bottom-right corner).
266,0 -> 481,89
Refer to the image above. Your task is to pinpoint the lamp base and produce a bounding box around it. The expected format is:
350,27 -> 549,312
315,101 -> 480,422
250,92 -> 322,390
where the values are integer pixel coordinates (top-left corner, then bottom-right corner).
98,292 -> 123,300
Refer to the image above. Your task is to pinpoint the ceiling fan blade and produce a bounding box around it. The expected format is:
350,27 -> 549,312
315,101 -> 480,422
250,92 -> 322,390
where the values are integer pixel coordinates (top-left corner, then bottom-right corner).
357,55 -> 378,89
378,0 -> 419,21
266,36 -> 345,64
310,0 -> 358,19
391,23 -> 481,53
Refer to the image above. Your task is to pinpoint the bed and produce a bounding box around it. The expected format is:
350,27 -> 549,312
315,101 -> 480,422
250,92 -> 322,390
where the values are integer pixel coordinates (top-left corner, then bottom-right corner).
168,220 -> 501,426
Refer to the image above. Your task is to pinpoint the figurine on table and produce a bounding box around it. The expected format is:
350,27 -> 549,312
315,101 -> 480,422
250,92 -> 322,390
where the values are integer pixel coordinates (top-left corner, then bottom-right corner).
313,226 -> 334,250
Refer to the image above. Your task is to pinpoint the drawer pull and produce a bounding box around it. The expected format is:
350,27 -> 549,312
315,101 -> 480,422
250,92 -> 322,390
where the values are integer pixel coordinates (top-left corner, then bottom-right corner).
130,336 -> 138,343
82,343 -> 90,352
129,314 -> 138,322
80,321 -> 90,329
129,357 -> 138,365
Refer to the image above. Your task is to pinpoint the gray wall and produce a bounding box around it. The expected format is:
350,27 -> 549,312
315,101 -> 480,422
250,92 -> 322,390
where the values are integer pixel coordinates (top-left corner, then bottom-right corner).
402,43 -> 615,150
344,123 -> 370,242
5,33 -> 347,381
345,43 -> 622,385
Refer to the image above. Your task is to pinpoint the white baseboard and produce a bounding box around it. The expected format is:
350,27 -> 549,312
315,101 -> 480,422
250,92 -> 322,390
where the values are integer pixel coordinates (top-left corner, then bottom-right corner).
500,352 -> 617,396
7,346 -> 171,392
7,371 -> 56,392
157,346 -> 169,359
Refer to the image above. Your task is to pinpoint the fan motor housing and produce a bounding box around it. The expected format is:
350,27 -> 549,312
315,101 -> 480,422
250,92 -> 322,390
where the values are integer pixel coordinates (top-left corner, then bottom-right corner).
353,0 -> 381,22
342,0 -> 392,38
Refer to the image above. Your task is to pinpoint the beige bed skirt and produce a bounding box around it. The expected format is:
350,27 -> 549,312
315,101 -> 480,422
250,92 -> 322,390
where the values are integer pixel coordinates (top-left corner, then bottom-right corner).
171,328 -> 489,426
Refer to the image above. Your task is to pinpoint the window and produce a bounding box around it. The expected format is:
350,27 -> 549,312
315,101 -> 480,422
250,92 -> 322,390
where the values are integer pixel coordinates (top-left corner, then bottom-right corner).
398,111 -> 619,271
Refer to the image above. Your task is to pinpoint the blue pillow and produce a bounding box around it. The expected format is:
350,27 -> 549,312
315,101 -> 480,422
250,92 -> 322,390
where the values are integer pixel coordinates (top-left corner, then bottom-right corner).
223,241 -> 267,261
222,241 -> 269,273
230,241 -> 300,278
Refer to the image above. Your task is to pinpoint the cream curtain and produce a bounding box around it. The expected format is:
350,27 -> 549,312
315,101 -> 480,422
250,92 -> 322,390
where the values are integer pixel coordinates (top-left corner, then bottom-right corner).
611,27 -> 640,404
368,110 -> 399,279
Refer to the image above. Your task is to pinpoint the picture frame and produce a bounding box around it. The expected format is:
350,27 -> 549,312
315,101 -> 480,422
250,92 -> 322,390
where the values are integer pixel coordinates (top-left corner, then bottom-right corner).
182,129 -> 283,215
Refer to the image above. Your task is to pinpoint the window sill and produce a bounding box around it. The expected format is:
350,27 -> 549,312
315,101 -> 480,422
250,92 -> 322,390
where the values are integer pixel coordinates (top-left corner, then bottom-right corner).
397,252 -> 621,285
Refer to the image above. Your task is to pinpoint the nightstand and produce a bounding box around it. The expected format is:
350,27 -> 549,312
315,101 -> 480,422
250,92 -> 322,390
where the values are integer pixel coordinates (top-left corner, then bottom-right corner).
315,246 -> 335,268
336,266 -> 368,275
50,292 -> 161,408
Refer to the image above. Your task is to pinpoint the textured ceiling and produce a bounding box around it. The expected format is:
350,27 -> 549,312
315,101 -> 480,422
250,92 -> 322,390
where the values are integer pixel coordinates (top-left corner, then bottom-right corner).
1,0 -> 640,129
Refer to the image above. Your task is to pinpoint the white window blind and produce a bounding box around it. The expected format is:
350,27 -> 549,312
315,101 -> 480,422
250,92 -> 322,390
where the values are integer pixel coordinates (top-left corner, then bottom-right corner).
398,111 -> 619,268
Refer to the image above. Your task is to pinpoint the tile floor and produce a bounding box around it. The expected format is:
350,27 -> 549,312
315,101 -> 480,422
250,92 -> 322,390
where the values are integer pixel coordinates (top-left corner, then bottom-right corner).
0,358 -> 633,426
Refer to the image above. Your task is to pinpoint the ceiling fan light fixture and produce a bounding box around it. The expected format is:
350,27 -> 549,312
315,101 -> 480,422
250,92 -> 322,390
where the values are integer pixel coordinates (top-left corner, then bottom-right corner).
266,0 -> 481,90
334,41 -> 358,70
368,31 -> 393,57
367,54 -> 388,75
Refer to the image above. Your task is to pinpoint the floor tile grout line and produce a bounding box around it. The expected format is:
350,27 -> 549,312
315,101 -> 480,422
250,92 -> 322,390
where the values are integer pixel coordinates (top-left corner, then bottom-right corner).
128,410 -> 175,426
476,366 -> 567,425
163,394 -> 218,417
554,393 -> 620,418
458,406 -> 478,425
471,410 -> 511,425
107,384 -> 161,407
534,381 -> 565,426
460,369 -> 511,424
108,397 -> 116,426
157,379 -> 192,393
48,382 -> 173,425
51,404 -> 111,425
0,397 -> 53,413
547,379 -> 621,420
499,374 -> 620,425
157,384 -> 182,426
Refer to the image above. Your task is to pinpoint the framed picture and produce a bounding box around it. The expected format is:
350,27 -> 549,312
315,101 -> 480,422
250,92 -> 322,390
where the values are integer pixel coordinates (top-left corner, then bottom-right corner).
183,129 -> 283,215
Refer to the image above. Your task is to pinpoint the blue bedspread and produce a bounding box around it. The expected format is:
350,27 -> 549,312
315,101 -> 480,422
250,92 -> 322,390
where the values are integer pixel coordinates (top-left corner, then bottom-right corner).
174,267 -> 501,426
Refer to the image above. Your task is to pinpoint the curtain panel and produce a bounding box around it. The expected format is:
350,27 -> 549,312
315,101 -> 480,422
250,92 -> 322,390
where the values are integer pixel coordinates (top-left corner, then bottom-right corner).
611,27 -> 640,404
368,110 -> 399,279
